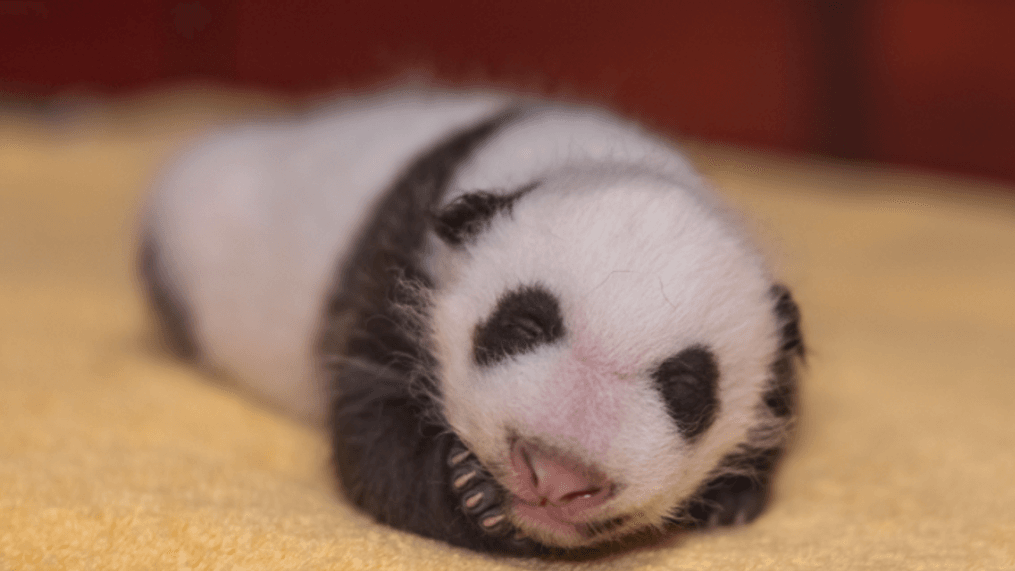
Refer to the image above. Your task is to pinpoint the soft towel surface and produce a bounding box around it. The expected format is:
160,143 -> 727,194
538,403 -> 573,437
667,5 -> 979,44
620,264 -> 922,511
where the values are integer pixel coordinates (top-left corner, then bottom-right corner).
1,93 -> 1013,570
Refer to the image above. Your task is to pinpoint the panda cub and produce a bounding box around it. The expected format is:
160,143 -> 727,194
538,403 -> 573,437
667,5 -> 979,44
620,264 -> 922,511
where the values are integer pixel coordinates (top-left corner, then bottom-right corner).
139,89 -> 804,556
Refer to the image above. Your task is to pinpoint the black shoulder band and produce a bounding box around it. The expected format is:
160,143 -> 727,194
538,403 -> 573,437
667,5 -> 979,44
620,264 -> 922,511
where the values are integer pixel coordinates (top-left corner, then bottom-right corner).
320,107 -> 534,554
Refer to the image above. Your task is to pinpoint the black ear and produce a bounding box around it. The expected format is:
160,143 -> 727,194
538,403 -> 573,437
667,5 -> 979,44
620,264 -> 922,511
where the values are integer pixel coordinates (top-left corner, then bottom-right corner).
431,184 -> 537,247
760,284 -> 804,420
770,284 -> 804,358
432,192 -> 516,246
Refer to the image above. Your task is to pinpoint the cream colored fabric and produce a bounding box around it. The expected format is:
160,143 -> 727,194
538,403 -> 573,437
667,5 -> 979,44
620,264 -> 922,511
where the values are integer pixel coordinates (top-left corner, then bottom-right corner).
2,94 -> 1013,570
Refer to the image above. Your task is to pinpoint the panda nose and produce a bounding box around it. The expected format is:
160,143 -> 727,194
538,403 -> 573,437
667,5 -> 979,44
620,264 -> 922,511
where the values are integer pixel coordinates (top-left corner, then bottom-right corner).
510,440 -> 612,511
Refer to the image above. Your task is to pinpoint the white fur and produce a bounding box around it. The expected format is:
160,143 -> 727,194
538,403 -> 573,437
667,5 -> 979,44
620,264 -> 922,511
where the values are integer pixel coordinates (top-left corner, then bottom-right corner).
145,90 -> 787,546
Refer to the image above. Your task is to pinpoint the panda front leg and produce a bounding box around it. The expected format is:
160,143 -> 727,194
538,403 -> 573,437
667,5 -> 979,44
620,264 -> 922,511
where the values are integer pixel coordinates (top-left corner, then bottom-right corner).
680,446 -> 784,528
685,474 -> 772,528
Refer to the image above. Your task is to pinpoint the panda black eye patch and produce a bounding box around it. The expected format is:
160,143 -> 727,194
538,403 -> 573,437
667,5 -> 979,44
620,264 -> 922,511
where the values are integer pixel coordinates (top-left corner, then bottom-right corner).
472,285 -> 565,367
652,345 -> 720,440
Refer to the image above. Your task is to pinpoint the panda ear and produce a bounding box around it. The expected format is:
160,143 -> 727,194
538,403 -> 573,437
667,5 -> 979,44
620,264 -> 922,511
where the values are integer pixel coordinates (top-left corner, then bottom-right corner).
431,184 -> 536,247
770,284 -> 804,358
432,192 -> 513,246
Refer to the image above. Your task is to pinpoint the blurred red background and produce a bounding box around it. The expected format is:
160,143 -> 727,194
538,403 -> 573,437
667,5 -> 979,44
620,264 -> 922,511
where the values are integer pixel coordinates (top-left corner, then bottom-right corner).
2,0 -> 1014,185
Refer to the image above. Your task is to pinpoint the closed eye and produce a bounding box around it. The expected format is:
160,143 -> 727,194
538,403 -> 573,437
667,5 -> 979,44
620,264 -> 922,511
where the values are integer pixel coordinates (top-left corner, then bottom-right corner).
507,314 -> 546,342
652,345 -> 720,440
472,284 -> 566,367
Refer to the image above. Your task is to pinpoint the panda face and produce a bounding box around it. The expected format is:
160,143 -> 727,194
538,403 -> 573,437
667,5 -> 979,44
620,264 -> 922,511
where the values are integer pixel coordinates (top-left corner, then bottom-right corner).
427,172 -> 783,547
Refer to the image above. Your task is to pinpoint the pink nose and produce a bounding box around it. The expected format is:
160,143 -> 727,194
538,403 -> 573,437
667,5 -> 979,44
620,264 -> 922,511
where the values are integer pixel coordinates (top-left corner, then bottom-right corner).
510,440 -> 612,514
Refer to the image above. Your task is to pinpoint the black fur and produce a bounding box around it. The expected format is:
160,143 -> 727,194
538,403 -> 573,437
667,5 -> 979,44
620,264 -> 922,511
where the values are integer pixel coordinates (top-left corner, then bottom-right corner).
681,446 -> 783,527
319,108 -> 542,555
138,234 -> 199,359
472,284 -> 566,367
652,346 -> 720,440
764,284 -> 804,418
432,184 -> 536,247
771,284 -> 804,356
764,354 -> 797,419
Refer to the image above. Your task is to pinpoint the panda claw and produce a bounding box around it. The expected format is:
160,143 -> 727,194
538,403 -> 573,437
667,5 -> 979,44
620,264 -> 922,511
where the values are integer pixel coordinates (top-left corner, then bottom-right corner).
462,482 -> 500,515
447,442 -> 472,468
479,511 -> 511,535
452,469 -> 478,490
465,491 -> 484,509
447,439 -> 524,539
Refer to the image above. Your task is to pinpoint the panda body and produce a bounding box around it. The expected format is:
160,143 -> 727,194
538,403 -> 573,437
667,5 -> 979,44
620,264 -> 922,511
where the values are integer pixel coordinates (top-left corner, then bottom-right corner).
140,89 -> 803,555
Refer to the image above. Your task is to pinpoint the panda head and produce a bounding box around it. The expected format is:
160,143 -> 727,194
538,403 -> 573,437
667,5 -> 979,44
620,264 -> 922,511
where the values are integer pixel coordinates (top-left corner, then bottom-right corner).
425,169 -> 791,548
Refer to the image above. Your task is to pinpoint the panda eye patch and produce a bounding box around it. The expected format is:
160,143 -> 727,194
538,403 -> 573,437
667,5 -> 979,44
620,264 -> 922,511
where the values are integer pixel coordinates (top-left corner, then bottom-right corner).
652,346 -> 720,440
472,285 -> 565,367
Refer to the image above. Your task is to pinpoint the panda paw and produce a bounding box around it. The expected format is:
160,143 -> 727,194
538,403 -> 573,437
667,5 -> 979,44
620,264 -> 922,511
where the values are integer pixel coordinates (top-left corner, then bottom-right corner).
447,440 -> 513,534
447,440 -> 543,554
685,475 -> 770,528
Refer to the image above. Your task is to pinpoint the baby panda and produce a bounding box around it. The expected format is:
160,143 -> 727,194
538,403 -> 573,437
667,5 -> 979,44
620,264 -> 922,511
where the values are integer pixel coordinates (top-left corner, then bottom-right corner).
139,89 -> 804,556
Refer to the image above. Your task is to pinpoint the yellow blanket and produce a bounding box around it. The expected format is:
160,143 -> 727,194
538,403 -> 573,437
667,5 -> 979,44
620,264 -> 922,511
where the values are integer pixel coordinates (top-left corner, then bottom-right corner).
2,93 -> 1013,570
